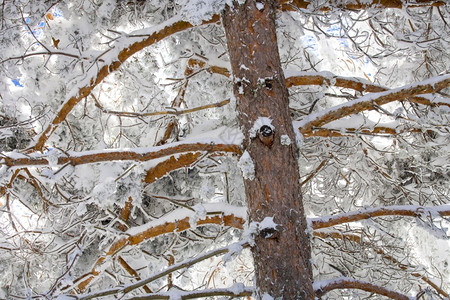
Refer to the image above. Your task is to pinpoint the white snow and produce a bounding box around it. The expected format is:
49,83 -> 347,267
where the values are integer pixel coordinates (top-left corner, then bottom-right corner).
294,74 -> 450,131
259,216 -> 277,230
127,203 -> 246,236
280,134 -> 291,146
237,150 -> 255,180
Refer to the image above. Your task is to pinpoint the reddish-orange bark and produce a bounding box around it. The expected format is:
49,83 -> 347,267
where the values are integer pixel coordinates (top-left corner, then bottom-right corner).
223,1 -> 314,298
4,143 -> 241,167
144,152 -> 202,184
299,76 -> 450,135
311,205 -> 450,229
75,213 -> 245,292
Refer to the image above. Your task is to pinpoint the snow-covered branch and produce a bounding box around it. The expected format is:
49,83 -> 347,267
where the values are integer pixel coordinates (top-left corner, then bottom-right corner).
297,74 -> 450,135
73,239 -> 249,299
2,141 -> 241,168
314,277 -> 412,300
281,0 -> 446,11
313,231 -> 449,298
310,204 -> 450,229
62,201 -> 449,295
126,285 -> 253,300
31,14 -> 220,152
73,203 -> 246,292
285,70 -> 386,93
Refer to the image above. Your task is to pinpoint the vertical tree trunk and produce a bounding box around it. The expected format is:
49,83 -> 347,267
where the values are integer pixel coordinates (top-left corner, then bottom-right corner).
223,1 -> 314,299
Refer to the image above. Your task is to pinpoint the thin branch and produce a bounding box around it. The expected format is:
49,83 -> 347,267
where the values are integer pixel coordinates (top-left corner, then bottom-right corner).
314,277 -> 411,300
185,57 -> 230,78
95,98 -> 230,118
301,159 -> 328,186
126,286 -> 253,299
310,204 -> 450,230
117,196 -> 133,232
117,256 -> 152,294
0,51 -> 87,64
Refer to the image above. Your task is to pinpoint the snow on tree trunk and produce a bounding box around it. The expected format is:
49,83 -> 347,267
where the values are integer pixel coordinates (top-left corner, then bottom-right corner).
223,1 -> 314,298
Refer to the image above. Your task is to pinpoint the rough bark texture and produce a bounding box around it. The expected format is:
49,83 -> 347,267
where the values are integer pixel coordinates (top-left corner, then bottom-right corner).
223,1 -> 314,298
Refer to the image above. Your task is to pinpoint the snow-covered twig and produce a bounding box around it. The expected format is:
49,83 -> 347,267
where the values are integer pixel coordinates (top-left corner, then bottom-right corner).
313,231 -> 449,298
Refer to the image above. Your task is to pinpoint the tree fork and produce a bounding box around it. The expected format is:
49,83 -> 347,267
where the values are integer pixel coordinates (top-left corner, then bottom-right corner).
223,1 -> 314,298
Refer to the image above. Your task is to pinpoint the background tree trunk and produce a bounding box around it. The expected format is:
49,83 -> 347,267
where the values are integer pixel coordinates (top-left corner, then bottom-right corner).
223,1 -> 314,298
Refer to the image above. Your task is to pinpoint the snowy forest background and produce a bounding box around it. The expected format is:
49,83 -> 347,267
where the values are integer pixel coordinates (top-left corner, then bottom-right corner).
0,0 -> 449,299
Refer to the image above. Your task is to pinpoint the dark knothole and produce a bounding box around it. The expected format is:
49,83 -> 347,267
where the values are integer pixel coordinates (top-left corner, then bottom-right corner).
259,125 -> 274,147
259,125 -> 273,137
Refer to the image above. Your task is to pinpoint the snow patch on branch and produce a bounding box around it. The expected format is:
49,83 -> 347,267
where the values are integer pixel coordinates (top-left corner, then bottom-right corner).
238,150 -> 255,180
223,242 -> 244,264
126,203 -> 246,235
262,293 -> 274,300
280,134 -> 291,146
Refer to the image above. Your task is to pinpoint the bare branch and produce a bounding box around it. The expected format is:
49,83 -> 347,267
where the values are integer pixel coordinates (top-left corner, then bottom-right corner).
95,98 -> 230,118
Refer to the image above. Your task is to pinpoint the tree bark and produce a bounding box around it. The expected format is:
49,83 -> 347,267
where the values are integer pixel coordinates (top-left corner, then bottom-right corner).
223,1 -> 314,298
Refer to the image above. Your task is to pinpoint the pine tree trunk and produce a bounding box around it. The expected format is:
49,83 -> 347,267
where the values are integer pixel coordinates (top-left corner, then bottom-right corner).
223,1 -> 315,299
